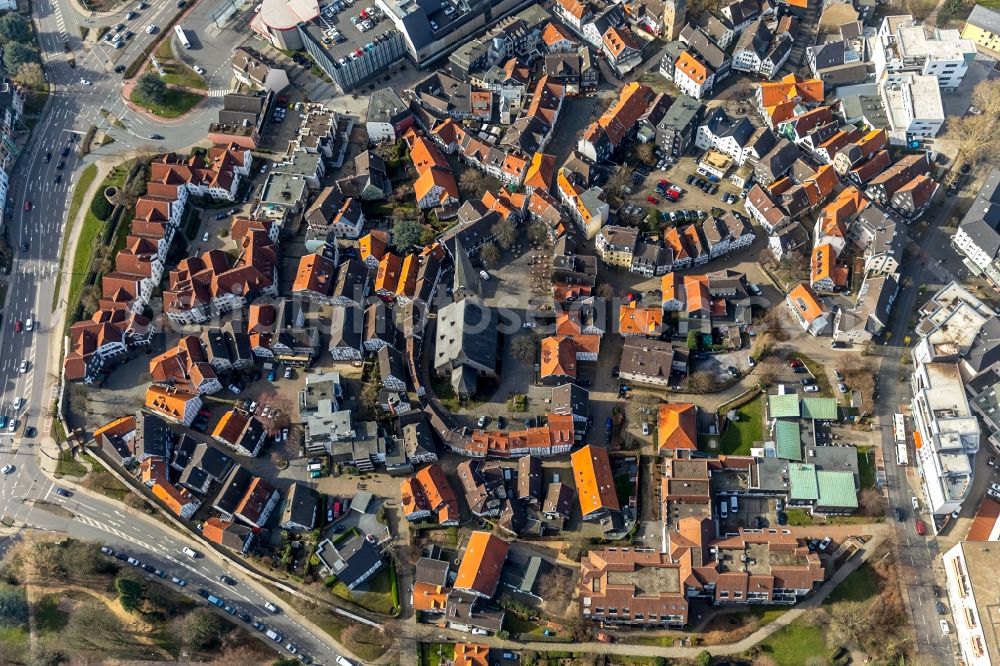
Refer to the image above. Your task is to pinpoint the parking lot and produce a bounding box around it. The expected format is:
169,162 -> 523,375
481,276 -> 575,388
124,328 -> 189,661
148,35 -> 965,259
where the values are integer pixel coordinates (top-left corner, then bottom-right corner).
307,0 -> 396,70
620,154 -> 748,227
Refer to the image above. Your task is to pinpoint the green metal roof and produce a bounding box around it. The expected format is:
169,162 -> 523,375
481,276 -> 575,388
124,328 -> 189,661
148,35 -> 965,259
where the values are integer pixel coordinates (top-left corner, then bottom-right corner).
800,398 -> 838,421
788,463 -> 819,500
769,394 -> 800,419
817,470 -> 859,509
774,420 -> 802,461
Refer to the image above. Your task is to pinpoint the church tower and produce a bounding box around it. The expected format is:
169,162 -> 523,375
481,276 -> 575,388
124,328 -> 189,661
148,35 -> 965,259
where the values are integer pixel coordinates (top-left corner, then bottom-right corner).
664,0 -> 686,41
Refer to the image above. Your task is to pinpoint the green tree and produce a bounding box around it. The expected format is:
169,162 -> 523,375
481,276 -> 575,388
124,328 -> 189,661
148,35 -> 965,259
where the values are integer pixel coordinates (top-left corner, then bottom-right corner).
0,586 -> 28,628
492,218 -> 517,250
114,577 -> 144,612
391,218 -> 424,251
2,42 -> 39,74
418,226 -> 437,247
941,0 -> 966,15
686,330 -> 700,351
696,650 -> 713,666
89,193 -> 113,221
134,73 -> 167,104
479,242 -> 500,267
360,375 -> 381,412
0,14 -> 30,44
181,607 -> 228,649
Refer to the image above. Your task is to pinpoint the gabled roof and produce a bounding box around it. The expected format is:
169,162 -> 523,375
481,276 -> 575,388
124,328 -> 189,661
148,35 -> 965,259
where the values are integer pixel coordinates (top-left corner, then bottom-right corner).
454,531 -> 509,597
571,444 -> 620,516
787,282 -> 827,323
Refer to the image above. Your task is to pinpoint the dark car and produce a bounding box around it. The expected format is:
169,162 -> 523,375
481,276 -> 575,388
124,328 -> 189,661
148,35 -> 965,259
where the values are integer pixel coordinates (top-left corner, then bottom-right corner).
61,146 -> 70,157
55,488 -> 72,497
800,378 -> 815,385
612,365 -> 620,377
794,366 -> 808,373
124,30 -> 134,39
21,242 -> 29,252
238,611 -> 252,623
141,564 -> 155,573
894,507 -> 905,522
776,511 -> 788,525
177,0 -> 186,6
989,456 -> 997,468
114,551 -> 128,561
496,416 -> 506,429
56,161 -> 65,170
197,588 -> 211,598
728,366 -> 740,376
218,574 -> 237,585
150,134 -> 164,140
933,585 -> 941,596
936,601 -> 947,614
44,151 -> 51,162
114,64 -> 126,73
54,174 -> 62,184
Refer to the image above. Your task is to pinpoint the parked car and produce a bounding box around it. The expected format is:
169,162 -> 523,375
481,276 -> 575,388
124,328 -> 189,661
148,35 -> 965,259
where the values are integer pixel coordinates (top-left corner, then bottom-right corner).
818,537 -> 832,551
915,519 -> 927,535
894,507 -> 905,521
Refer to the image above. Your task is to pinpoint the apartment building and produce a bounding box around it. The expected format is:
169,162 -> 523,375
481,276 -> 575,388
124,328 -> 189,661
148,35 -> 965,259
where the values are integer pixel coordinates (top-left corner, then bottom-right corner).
872,15 -> 977,89
879,73 -> 945,144
942,541 -> 1000,665
962,4 -> 1000,52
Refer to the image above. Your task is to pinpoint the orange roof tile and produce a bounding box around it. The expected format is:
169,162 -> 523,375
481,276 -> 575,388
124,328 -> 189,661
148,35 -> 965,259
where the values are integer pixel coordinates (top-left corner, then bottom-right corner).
676,51 -> 708,84
524,153 -> 556,191
658,403 -> 698,452
412,582 -> 450,612
454,643 -> 490,666
292,253 -> 336,296
787,282 -> 825,322
454,531 -> 509,597
571,444 -> 620,516
684,274 -> 710,314
144,385 -> 198,421
618,302 -> 663,336
758,74 -> 824,109
541,335 -> 578,379
542,21 -> 576,47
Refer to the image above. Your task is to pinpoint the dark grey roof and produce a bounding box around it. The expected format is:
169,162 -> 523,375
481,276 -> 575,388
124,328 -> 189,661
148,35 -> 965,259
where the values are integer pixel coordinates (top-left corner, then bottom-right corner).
212,465 -> 254,515
222,93 -> 267,114
324,533 -> 383,589
966,316 -> 1000,374
333,258 -> 369,303
590,3 -> 626,36
378,344 -> 406,383
680,24 -> 728,70
452,235 -> 481,298
281,482 -> 317,529
734,18 -> 771,56
755,138 -> 800,183
172,434 -> 197,471
415,556 -> 450,585
435,298 -> 498,373
809,40 -> 852,70
658,94 -> 704,132
703,108 -> 755,146
330,304 -> 364,353
551,383 -> 590,418
517,455 -> 543,504
191,441 -> 234,481
747,126 -> 777,156
367,88 -> 409,124
765,32 -> 793,66
968,4 -> 1000,34
959,168 -> 1000,259
135,410 -> 174,460
697,12 -> 734,43
543,482 -> 575,518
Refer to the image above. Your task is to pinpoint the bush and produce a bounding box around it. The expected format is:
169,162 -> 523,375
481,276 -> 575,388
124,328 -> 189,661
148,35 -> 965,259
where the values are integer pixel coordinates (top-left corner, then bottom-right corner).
114,577 -> 143,612
89,194 -> 112,221
180,607 -> 228,649
0,585 -> 28,628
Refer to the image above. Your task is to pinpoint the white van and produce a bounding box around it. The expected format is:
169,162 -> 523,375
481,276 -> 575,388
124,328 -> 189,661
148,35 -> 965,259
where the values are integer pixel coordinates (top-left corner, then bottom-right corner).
719,501 -> 728,518
25,318 -> 33,331
731,496 -> 739,512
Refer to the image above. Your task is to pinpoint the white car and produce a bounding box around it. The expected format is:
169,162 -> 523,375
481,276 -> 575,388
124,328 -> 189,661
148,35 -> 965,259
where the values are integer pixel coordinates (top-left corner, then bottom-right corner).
818,536 -> 832,551
18,360 -> 27,374
145,24 -> 156,33
747,356 -> 756,367
641,422 -> 650,436
202,232 -> 209,242
193,65 -> 205,75
182,547 -> 199,558
940,619 -> 951,635
171,576 -> 187,586
1,464 -> 14,474
80,78 -> 91,85
259,164 -> 268,173
804,385 -> 820,393
12,397 -> 22,410
263,601 -> 279,613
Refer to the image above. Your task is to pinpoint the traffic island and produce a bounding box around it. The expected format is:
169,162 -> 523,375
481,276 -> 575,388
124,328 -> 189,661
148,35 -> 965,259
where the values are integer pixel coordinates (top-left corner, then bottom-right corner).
129,86 -> 205,119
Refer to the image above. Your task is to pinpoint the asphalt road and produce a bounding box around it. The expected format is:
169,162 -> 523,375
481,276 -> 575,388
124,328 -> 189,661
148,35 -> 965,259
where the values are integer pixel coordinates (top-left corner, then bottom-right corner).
0,448 -> 349,664
0,0 -> 350,661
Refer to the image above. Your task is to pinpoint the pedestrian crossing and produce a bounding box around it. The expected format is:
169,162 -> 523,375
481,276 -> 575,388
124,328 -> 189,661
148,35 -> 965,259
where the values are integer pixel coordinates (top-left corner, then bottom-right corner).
208,88 -> 231,98
52,2 -> 68,44
73,513 -> 155,551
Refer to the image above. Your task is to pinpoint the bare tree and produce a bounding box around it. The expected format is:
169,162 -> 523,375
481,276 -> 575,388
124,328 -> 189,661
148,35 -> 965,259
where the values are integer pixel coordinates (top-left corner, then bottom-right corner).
479,242 -> 500,267
596,283 -> 615,299
687,370 -> 717,392
755,358 -> 782,386
536,566 -> 574,607
605,167 -> 632,199
633,142 -> 656,166
510,335 -> 537,363
493,218 -> 518,250
859,488 -> 883,516
971,78 -> 1000,118
458,169 -> 491,201
527,220 -> 550,245
255,391 -> 293,436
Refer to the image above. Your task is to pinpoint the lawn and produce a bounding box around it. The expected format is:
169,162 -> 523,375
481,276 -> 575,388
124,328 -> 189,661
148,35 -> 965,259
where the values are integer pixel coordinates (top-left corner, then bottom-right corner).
328,565 -> 397,615
35,594 -> 71,634
503,612 -> 541,635
754,618 -> 828,666
155,39 -> 174,60
0,625 -> 28,663
824,563 -> 879,606
419,642 -> 455,666
54,449 -> 87,478
130,87 -> 204,119
309,612 -> 388,662
796,354 -> 834,397
783,508 -> 814,526
63,166 -> 130,322
718,397 -> 764,455
53,163 -> 98,309
857,446 -> 877,489
159,63 -> 208,90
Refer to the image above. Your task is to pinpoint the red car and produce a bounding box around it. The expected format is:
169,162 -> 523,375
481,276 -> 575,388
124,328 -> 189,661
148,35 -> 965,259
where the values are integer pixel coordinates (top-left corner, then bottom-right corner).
23,201 -> 30,211
658,179 -> 669,187
915,519 -> 927,535
13,320 -> 21,333
647,196 -> 659,204
667,187 -> 682,197
789,359 -> 802,368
